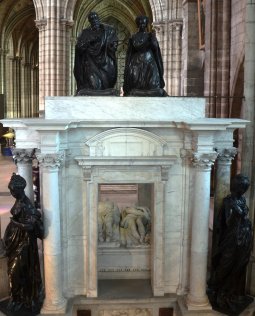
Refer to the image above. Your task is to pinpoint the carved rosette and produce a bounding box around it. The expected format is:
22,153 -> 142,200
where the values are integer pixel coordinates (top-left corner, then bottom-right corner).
12,148 -> 34,165
192,152 -> 218,170
215,147 -> 237,163
36,152 -> 64,170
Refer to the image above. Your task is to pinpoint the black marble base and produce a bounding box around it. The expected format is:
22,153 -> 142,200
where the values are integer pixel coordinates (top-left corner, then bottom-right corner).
76,88 -> 118,96
0,299 -> 40,316
127,88 -> 168,97
207,290 -> 254,316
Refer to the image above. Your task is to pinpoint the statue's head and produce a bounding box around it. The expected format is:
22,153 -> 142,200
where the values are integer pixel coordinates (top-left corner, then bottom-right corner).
8,173 -> 26,199
230,174 -> 250,197
88,11 -> 100,30
136,15 -> 149,31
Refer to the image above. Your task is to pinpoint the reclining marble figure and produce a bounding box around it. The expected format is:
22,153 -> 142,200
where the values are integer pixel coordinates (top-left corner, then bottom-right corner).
98,200 -> 120,242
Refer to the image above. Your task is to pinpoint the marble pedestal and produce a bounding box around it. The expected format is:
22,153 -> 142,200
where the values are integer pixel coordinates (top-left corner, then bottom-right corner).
0,97 -> 249,315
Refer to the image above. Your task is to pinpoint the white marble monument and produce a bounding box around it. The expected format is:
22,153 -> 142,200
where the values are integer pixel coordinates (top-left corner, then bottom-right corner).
0,97 -> 248,315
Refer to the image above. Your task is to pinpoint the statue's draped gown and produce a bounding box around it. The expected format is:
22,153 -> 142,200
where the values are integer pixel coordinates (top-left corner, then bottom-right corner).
4,195 -> 44,311
123,31 -> 165,95
209,194 -> 253,302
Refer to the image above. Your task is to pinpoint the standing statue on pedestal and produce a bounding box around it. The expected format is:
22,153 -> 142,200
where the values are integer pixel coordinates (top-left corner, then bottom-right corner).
74,11 -> 118,96
3,173 -> 44,313
123,16 -> 166,96
208,174 -> 253,315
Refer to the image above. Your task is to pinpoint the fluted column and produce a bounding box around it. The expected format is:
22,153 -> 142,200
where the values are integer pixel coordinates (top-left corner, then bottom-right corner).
187,152 -> 217,310
37,152 -> 67,314
12,148 -> 34,203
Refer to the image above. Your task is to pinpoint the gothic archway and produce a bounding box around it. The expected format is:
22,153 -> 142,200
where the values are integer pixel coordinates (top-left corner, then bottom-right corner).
1,1 -> 38,118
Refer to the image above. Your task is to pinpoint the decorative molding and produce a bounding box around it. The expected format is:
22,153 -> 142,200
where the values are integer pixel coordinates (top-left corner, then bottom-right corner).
36,152 -> 64,169
215,147 -> 237,161
75,157 -> 177,167
82,166 -> 92,181
98,267 -> 150,273
161,166 -> 170,181
35,19 -> 47,30
192,152 -> 218,169
12,148 -> 34,164
84,128 -> 167,157
98,308 -> 152,316
60,18 -> 74,28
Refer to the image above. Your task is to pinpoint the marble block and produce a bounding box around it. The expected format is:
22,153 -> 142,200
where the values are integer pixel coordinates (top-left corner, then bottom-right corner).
45,96 -> 205,120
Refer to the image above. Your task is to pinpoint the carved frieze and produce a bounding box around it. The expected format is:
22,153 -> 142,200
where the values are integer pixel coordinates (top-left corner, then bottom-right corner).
99,308 -> 152,316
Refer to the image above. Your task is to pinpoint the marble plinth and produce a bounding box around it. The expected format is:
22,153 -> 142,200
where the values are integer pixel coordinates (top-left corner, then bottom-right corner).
45,96 -> 205,120
0,97 -> 250,315
98,247 -> 151,279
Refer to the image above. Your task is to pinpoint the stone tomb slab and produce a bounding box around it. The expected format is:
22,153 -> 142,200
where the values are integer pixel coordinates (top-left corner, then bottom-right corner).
45,96 -> 205,121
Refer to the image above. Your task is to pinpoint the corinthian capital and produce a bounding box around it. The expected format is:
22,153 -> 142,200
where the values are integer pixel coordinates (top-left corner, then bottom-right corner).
12,148 -> 34,164
36,152 -> 64,169
192,152 -> 218,170
215,147 -> 237,162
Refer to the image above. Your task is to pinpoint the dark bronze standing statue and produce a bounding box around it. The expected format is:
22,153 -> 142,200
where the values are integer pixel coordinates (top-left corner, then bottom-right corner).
208,174 -> 253,315
123,16 -> 166,96
3,173 -> 44,313
74,11 -> 118,96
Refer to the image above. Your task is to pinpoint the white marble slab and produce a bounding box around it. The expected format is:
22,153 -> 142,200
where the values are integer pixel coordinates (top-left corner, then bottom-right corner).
45,96 -> 205,120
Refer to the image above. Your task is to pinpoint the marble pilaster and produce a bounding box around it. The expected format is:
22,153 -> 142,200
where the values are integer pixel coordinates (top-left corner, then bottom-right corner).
12,148 -> 35,203
186,152 -> 217,310
36,152 -> 67,314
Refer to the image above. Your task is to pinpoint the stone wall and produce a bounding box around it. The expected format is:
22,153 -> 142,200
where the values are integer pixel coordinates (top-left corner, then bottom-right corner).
230,0 -> 246,94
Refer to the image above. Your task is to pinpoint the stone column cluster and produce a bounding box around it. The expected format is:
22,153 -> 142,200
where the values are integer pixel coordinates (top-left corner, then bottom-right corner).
181,0 -> 204,97
204,0 -> 231,117
35,4 -> 73,114
153,0 -> 183,96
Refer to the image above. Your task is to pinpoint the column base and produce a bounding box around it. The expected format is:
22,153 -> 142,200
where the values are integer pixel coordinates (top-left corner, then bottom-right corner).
186,294 -> 212,311
177,297 -> 214,316
40,297 -> 67,315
